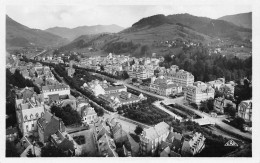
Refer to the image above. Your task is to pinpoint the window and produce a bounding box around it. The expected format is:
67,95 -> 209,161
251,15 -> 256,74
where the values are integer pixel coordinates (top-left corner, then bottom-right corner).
24,116 -> 28,121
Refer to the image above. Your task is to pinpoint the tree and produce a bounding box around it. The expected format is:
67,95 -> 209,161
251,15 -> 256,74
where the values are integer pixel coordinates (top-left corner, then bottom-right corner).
224,103 -> 236,117
230,117 -> 245,130
134,125 -> 143,135
6,140 -> 19,157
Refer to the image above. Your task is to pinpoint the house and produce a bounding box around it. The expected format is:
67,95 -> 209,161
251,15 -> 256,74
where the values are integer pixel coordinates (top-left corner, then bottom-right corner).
37,111 -> 66,143
214,97 -> 236,113
93,119 -> 112,141
15,87 -> 45,136
139,122 -> 170,156
110,121 -> 128,144
237,100 -> 252,122
50,130 -> 75,156
97,133 -> 118,157
80,105 -> 98,125
181,132 -> 206,156
19,136 -> 41,157
83,80 -> 105,96
185,81 -> 215,105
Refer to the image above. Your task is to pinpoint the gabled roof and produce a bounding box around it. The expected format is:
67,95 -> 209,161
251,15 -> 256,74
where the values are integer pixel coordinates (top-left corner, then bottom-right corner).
37,111 -> 64,131
98,133 -> 118,157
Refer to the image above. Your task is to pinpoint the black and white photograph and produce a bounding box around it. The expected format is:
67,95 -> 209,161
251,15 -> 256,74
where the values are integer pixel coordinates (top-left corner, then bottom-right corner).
1,0 -> 259,161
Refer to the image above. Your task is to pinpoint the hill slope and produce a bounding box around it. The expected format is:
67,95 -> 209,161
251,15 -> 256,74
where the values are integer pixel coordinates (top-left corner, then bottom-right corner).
59,13 -> 252,56
45,24 -> 124,41
6,15 -> 68,48
218,12 -> 252,29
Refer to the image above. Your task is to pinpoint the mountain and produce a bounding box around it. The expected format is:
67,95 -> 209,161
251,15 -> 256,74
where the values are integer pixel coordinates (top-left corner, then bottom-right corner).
6,15 -> 68,48
59,13 -> 252,57
45,24 -> 124,41
218,12 -> 252,29
132,13 -> 251,40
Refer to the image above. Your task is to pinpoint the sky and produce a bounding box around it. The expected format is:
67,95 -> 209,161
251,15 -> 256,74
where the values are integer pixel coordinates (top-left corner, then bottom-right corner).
6,2 -> 252,30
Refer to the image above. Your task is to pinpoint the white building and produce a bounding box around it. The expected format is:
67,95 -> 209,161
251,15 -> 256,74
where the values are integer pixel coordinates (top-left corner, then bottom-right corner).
42,84 -> 70,100
181,132 -> 206,156
15,87 -> 45,136
237,100 -> 252,123
150,76 -> 182,96
185,81 -> 215,105
165,65 -> 194,88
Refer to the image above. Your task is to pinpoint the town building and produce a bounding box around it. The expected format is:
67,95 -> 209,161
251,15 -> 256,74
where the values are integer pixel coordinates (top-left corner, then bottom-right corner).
66,61 -> 75,77
139,122 -> 170,156
98,91 -> 143,109
164,65 -> 194,88
128,65 -> 154,80
184,81 -> 215,105
181,132 -> 206,156
19,136 -> 41,157
42,84 -> 70,100
15,87 -> 45,136
150,76 -> 182,96
213,97 -> 236,113
80,104 -> 98,125
237,100 -> 252,122
50,130 -> 75,156
207,78 -> 225,89
37,111 -> 66,143
97,133 -> 118,157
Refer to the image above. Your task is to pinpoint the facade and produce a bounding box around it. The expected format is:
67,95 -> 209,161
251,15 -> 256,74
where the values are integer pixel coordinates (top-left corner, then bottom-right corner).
237,100 -> 252,122
185,81 -> 215,105
15,87 -> 45,136
81,105 -> 98,124
181,132 -> 206,156
128,66 -> 154,80
37,111 -> 66,143
150,76 -> 182,96
207,78 -> 225,89
213,97 -> 236,113
165,65 -> 194,88
42,84 -> 70,99
104,85 -> 127,94
139,122 -> 170,156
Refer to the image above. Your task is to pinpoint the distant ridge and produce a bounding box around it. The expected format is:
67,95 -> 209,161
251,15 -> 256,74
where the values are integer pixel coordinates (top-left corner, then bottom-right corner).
218,12 -> 252,29
6,15 -> 68,48
45,24 -> 124,41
